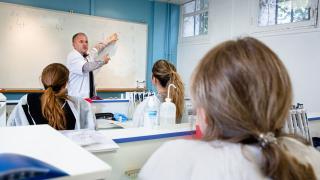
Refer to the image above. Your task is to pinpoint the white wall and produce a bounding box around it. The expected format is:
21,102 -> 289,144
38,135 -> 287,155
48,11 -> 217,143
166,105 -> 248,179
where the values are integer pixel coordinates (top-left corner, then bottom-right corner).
177,0 -> 320,115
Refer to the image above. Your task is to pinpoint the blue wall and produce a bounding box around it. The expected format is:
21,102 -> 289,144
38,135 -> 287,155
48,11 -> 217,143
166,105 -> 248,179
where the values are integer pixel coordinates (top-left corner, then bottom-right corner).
0,0 -> 92,14
0,0 -> 180,100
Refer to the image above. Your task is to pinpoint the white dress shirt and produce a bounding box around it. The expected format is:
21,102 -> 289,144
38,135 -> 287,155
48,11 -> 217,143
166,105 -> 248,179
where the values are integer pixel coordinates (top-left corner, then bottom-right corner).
67,49 -> 94,98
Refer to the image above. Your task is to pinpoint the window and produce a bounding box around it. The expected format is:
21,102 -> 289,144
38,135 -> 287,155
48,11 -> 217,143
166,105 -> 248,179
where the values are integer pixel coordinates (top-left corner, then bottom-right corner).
253,0 -> 318,31
182,0 -> 209,38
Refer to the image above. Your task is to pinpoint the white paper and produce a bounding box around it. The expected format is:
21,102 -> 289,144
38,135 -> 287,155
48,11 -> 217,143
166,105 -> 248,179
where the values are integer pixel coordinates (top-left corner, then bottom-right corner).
60,129 -> 119,153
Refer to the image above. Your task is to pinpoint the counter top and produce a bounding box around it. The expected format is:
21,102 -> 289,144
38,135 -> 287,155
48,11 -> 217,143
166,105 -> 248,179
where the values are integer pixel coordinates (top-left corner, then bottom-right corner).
97,122 -> 195,143
0,125 -> 111,179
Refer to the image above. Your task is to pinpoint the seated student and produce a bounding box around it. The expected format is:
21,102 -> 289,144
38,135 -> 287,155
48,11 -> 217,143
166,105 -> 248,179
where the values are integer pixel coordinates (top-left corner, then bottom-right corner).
139,37 -> 320,180
7,63 -> 95,130
133,59 -> 185,126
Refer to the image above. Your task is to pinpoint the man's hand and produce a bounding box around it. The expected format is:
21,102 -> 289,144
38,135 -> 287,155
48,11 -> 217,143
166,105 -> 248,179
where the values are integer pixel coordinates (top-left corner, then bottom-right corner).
105,33 -> 118,45
103,54 -> 111,64
93,33 -> 118,52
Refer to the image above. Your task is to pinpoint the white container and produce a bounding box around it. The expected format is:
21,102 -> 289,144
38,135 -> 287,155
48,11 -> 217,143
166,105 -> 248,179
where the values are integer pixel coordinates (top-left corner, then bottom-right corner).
143,96 -> 160,128
160,98 -> 176,126
159,84 -> 177,127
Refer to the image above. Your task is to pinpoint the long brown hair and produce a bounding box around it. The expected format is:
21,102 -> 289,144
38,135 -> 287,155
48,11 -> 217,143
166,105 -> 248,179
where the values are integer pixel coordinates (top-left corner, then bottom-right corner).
191,37 -> 316,179
152,60 -> 185,122
41,63 -> 69,130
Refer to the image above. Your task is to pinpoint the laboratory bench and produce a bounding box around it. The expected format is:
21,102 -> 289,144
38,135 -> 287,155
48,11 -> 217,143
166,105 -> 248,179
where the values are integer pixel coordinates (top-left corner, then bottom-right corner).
93,122 -> 195,179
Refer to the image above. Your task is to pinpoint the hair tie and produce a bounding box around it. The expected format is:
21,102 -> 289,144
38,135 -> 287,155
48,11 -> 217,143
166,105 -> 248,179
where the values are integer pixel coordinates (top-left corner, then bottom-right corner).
45,85 -> 61,92
258,132 -> 277,148
45,86 -> 52,90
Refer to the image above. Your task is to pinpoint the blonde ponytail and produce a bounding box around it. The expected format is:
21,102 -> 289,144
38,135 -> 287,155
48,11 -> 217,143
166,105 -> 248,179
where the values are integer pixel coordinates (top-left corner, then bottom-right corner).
152,60 -> 185,123
169,71 -> 184,122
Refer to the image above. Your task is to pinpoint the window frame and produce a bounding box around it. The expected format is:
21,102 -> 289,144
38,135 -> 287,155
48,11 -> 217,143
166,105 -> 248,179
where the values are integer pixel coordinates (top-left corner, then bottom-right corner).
249,0 -> 319,34
180,0 -> 209,42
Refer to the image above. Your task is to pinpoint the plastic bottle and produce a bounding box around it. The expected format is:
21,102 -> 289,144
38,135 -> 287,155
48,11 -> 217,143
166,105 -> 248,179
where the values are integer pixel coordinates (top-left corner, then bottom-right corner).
143,96 -> 160,128
159,84 -> 176,127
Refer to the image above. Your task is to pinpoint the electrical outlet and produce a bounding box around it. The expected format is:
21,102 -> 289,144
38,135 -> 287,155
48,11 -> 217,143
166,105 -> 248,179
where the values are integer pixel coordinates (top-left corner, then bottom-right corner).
125,169 -> 140,179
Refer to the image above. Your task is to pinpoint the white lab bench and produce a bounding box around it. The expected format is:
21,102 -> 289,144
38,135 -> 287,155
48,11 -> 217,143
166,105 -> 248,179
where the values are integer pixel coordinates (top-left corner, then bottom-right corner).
94,123 -> 195,180
0,125 -> 111,180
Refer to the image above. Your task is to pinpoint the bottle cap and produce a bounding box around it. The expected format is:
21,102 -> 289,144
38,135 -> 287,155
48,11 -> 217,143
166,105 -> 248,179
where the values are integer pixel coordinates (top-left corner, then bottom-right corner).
165,97 -> 172,102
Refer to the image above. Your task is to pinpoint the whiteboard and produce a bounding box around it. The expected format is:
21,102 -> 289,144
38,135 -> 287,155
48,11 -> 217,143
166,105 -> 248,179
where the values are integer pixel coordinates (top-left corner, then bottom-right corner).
0,2 -> 147,89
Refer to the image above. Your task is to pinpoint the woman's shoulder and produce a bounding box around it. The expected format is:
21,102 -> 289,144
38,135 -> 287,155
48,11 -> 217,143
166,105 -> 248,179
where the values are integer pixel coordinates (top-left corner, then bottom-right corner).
158,139 -> 264,173
139,140 -> 203,179
145,139 -> 207,163
164,139 -> 241,149
159,139 -> 203,151
156,139 -> 243,159
161,139 -> 210,148
140,139 -> 249,180
18,93 -> 35,105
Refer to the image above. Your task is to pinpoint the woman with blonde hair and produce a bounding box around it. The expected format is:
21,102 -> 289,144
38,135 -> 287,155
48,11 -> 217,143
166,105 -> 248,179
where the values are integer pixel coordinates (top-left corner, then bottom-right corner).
8,63 -> 95,130
133,59 -> 185,126
139,37 -> 320,180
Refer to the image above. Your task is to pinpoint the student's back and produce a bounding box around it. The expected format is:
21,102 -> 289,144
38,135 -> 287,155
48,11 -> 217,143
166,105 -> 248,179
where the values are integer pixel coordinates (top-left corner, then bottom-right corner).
132,59 -> 185,127
139,37 -> 320,180
140,138 -> 320,180
8,93 -> 95,130
7,63 -> 95,130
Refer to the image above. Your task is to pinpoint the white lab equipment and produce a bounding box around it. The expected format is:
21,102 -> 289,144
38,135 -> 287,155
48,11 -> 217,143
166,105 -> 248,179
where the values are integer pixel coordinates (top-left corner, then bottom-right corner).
185,98 -> 196,124
0,93 -> 6,126
159,84 -> 176,127
283,103 -> 312,144
143,96 -> 160,128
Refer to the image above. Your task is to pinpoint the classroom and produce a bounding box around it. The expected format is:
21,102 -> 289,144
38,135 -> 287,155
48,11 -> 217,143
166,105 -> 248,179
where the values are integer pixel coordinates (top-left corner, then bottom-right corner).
0,0 -> 320,179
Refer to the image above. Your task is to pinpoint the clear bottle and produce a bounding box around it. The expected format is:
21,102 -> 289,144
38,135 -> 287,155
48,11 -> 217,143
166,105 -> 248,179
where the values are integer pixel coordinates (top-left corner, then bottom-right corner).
143,96 -> 160,128
160,84 -> 176,127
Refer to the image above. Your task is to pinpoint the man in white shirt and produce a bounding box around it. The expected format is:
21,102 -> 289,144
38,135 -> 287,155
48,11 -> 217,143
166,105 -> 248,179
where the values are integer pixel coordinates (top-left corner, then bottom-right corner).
66,32 -> 118,98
